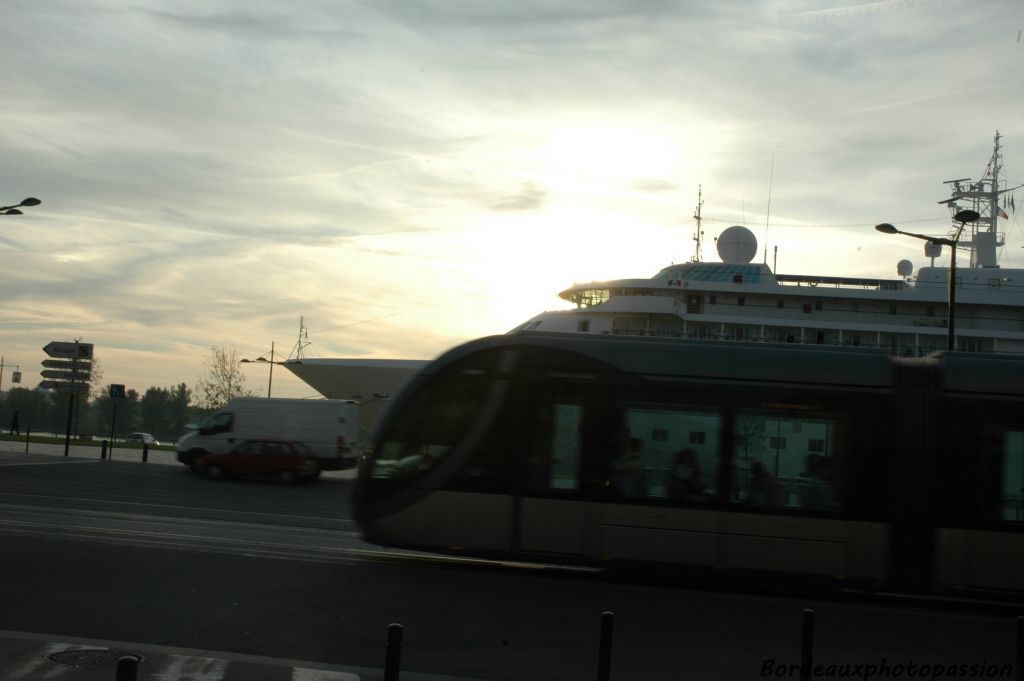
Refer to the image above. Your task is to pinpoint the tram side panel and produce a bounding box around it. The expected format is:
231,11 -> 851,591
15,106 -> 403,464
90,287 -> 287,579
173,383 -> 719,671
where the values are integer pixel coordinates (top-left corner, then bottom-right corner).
932,354 -> 1024,593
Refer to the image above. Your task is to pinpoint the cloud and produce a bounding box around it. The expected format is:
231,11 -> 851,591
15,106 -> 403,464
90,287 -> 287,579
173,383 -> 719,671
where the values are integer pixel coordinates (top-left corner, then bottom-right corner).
1,0 -> 1022,397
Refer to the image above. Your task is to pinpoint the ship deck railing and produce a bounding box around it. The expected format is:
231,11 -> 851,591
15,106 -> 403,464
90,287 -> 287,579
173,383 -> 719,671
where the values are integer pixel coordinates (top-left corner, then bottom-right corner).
775,274 -> 906,290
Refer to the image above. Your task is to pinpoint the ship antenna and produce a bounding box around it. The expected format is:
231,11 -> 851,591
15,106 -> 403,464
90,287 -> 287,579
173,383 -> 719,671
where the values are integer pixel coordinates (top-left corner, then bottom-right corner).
289,316 -> 311,360
764,152 -> 775,265
691,185 -> 704,263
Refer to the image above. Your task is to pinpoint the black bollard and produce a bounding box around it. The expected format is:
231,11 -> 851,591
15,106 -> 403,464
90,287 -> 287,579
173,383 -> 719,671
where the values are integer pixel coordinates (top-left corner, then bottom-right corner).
385,623 -> 403,681
142,443 -> 149,463
801,609 -> 815,681
101,441 -> 108,460
24,428 -> 30,454
597,611 -> 614,681
115,655 -> 139,681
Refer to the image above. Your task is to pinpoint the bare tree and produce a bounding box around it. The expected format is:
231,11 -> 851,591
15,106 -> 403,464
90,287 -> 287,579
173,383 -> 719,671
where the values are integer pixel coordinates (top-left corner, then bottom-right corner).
193,346 -> 253,411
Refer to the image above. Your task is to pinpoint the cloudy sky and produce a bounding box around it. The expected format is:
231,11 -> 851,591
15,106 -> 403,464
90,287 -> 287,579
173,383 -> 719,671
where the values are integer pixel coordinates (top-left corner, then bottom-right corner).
1,0 -> 1023,399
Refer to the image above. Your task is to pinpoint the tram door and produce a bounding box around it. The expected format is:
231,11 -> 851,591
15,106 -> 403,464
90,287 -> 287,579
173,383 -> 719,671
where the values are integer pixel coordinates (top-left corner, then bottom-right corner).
516,391 -> 602,557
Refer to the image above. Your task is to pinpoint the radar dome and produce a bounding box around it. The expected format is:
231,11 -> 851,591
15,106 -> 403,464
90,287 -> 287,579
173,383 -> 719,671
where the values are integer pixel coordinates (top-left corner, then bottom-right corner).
924,241 -> 942,258
897,259 -> 913,277
716,226 -> 758,264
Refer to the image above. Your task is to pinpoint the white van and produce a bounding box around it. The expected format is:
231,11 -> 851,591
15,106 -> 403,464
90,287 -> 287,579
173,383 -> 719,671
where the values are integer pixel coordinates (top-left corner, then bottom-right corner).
175,397 -> 361,471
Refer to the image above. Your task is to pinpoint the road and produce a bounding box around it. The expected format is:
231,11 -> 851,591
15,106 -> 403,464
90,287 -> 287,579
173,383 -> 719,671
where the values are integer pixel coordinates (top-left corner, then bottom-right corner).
0,448 -> 1020,680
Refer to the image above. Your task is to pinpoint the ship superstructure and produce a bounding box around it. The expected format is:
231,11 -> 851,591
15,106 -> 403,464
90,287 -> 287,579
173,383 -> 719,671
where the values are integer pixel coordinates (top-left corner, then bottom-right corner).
516,133 -> 1024,357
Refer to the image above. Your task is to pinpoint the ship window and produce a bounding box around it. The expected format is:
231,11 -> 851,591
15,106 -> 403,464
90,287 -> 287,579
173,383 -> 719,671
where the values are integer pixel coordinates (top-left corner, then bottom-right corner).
890,304 -> 898,315
815,301 -> 823,311
851,302 -> 859,313
927,306 -> 935,317
689,431 -> 706,444
709,295 -> 717,305
652,428 -> 668,442
802,304 -> 812,313
989,278 -> 1001,289
738,297 -> 746,306
777,299 -> 784,308
733,274 -> 744,283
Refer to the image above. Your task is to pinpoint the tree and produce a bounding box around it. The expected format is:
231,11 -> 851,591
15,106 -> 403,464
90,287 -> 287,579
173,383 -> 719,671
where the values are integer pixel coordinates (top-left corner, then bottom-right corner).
193,346 -> 253,411
2,387 -> 52,435
168,383 -> 194,433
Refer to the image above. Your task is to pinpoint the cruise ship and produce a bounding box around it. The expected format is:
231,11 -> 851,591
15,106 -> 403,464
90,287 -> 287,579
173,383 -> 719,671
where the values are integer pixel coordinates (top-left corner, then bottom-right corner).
284,132 -> 1022,405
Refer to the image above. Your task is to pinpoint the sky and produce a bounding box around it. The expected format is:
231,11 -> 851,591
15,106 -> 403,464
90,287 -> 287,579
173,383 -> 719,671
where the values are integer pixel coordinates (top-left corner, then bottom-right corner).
2,0 -> 1023,400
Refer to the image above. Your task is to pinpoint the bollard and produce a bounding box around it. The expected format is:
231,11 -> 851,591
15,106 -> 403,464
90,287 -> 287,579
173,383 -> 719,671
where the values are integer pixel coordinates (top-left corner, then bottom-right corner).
115,655 -> 139,681
142,443 -> 149,463
101,441 -> 108,460
597,611 -> 614,681
800,609 -> 815,681
24,428 -> 30,454
1016,617 -> 1023,681
384,623 -> 403,681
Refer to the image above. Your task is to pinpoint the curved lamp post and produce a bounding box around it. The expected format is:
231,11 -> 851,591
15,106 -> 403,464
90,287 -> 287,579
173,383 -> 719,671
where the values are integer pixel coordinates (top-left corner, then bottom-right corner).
1,197 -> 41,215
241,341 -> 277,398
875,209 -> 981,351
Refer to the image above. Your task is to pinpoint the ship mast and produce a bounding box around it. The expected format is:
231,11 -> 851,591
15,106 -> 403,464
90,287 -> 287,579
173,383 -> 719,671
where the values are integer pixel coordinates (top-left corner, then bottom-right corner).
288,316 -> 311,360
939,131 -> 1019,268
691,185 -> 704,263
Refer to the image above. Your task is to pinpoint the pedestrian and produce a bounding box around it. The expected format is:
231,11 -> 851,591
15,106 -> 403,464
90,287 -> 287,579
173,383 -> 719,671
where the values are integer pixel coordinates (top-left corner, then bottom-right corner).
10,410 -> 20,436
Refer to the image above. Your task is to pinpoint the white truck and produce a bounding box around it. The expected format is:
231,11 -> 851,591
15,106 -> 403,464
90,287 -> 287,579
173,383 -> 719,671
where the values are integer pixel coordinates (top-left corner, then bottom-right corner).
175,397 -> 361,471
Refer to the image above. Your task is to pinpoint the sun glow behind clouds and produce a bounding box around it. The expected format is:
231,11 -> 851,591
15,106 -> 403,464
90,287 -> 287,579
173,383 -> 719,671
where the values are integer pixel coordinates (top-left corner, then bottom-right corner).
536,123 -> 700,193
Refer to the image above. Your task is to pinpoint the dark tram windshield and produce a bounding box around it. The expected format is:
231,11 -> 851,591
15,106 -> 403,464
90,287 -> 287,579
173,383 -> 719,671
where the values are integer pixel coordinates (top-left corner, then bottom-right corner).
366,351 -> 497,485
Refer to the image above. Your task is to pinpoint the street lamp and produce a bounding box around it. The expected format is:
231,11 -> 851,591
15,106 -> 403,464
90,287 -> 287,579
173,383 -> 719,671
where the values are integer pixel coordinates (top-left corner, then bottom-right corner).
875,209 -> 980,351
1,197 -> 41,215
241,341 -> 278,398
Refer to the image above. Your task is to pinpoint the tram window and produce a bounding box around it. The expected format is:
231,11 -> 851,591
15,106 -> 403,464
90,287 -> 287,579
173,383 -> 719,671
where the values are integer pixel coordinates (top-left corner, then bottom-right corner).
732,413 -> 842,512
609,407 -> 721,503
526,402 -> 587,493
1001,431 -> 1024,522
369,357 -> 493,481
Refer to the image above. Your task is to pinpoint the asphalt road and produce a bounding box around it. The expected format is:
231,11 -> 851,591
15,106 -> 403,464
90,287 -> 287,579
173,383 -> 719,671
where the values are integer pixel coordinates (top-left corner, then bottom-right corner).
0,449 -> 1020,681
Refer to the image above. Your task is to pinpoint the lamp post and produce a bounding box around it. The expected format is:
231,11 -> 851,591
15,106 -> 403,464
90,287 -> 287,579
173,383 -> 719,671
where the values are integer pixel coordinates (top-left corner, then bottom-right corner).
1,197 -> 41,215
241,341 -> 277,398
875,209 -> 980,351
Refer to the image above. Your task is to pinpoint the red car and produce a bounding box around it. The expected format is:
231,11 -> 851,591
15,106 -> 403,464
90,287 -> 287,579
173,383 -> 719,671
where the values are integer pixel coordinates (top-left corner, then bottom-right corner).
193,439 -> 321,483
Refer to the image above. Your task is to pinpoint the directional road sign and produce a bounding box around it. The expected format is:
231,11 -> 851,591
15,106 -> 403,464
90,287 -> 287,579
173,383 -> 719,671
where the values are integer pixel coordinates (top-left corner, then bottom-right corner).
41,370 -> 91,381
38,380 -> 89,391
43,341 -> 93,360
41,359 -> 93,370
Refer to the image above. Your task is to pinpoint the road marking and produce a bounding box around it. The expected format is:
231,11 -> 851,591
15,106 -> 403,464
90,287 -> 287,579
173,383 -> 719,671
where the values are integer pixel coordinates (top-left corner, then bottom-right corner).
0,460 -> 102,466
293,668 -> 361,680
6,642 -> 73,679
150,654 -> 228,681
0,491 -> 355,526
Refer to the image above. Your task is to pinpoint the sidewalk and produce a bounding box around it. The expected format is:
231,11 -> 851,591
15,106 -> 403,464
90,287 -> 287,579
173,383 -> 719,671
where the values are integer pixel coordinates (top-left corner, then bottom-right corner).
0,436 -> 179,465
0,629 -> 498,681
0,629 -> 370,680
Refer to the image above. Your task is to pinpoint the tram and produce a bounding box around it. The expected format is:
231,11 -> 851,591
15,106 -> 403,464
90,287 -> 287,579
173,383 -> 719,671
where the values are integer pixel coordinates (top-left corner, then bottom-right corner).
353,332 -> 1024,595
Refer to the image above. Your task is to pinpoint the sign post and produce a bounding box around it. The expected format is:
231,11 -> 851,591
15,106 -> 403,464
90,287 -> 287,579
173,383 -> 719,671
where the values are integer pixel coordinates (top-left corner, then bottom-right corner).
41,342 -> 94,457
108,384 -> 125,457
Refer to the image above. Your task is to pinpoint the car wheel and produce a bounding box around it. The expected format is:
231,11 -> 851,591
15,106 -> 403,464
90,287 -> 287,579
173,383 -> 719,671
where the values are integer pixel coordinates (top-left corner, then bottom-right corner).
279,470 -> 296,484
207,464 -> 225,480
